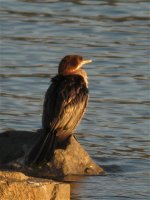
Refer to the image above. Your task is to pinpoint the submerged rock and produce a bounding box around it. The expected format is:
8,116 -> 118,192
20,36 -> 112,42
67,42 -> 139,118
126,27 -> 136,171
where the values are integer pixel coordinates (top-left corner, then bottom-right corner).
0,171 -> 70,200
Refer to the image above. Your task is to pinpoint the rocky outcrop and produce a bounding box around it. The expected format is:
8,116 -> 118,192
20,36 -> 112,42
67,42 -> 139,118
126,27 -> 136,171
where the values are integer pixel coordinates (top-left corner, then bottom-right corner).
41,136 -> 103,177
0,130 -> 104,200
0,130 -> 104,177
0,171 -> 70,200
0,130 -> 40,164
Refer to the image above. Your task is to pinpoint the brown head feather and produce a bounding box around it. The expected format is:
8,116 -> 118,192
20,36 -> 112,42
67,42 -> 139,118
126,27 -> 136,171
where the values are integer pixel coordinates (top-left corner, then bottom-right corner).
58,55 -> 83,74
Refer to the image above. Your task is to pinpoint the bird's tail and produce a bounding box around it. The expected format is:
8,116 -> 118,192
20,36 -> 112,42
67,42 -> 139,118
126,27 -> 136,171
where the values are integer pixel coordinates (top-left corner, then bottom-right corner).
26,130 -> 56,166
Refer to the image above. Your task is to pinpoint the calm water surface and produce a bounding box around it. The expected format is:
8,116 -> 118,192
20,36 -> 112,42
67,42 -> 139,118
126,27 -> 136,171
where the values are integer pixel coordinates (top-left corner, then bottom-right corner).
1,0 -> 150,199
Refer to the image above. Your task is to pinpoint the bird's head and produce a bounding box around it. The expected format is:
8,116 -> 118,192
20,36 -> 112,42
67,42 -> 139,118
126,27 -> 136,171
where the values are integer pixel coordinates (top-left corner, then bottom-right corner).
58,55 -> 92,75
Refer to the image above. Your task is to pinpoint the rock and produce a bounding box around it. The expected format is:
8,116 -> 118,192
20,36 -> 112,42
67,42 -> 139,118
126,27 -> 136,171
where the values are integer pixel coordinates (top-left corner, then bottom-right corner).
0,130 -> 41,164
0,171 -> 27,180
0,130 -> 104,177
44,136 -> 104,176
0,171 -> 70,200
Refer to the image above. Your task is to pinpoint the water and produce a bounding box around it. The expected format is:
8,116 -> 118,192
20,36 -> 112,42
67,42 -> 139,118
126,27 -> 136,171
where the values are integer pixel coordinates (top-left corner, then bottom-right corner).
0,0 -> 150,199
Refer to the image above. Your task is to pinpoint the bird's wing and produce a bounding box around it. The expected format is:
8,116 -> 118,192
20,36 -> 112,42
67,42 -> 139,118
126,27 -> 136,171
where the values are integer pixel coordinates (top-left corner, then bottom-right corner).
26,75 -> 88,165
43,75 -> 88,140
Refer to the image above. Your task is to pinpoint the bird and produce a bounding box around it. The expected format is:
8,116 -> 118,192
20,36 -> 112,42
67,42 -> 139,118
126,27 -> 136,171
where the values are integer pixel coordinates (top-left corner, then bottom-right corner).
26,55 -> 92,166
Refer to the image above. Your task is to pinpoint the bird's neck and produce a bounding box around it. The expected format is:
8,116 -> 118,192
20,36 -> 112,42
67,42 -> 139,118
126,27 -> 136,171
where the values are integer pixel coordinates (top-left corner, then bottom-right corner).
59,69 -> 88,87
73,69 -> 88,87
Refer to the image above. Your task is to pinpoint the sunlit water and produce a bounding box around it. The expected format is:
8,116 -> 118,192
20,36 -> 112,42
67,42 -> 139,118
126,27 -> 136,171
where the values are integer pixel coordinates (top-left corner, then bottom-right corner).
1,0 -> 150,199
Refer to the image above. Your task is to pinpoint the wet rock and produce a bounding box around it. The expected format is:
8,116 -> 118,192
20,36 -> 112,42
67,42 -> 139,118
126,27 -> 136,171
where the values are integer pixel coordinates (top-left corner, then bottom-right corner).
0,171 -> 70,200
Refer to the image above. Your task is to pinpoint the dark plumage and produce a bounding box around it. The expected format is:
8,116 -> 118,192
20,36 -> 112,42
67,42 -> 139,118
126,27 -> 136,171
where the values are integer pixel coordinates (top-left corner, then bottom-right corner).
26,55 -> 92,166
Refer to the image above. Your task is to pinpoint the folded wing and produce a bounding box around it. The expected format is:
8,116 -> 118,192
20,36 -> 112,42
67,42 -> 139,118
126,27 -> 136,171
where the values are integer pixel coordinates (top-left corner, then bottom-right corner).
26,75 -> 88,166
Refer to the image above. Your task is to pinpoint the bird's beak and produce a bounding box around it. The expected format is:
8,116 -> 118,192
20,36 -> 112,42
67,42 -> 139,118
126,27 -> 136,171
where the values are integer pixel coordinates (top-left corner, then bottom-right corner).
82,59 -> 92,65
77,59 -> 92,69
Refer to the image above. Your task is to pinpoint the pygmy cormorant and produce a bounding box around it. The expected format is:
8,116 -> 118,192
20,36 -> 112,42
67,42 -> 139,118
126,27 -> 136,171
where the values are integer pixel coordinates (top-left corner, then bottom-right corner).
26,55 -> 92,166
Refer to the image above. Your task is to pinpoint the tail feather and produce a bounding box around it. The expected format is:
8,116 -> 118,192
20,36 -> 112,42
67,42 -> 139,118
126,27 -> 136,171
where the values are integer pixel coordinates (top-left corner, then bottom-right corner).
26,131 -> 56,166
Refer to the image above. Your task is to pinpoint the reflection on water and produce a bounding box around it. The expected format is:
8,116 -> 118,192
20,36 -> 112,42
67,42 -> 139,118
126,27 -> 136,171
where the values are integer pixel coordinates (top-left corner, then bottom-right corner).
1,0 -> 150,199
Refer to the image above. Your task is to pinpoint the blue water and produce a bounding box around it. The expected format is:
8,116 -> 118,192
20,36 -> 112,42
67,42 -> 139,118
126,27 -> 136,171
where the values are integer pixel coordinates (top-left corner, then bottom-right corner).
1,0 -> 150,199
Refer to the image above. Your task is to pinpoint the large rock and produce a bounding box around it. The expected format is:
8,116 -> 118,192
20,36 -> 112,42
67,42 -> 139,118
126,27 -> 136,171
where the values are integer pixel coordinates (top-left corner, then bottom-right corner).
0,130 -> 104,177
0,171 -> 70,200
0,130 -> 39,164
45,136 -> 103,176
